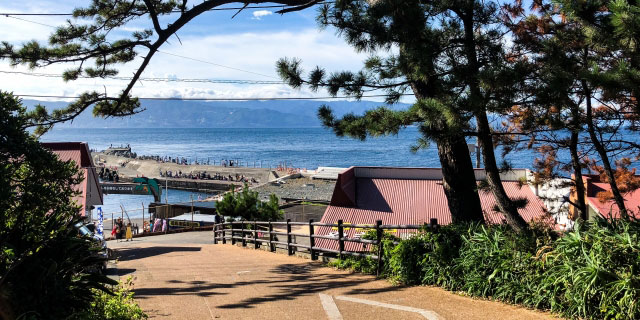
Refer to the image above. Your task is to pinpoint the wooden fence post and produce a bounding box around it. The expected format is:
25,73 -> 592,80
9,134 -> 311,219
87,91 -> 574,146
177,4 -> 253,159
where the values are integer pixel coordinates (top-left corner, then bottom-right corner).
241,220 -> 246,247
254,220 -> 259,249
430,218 -> 438,232
269,221 -> 275,252
376,220 -> 383,277
222,223 -> 226,244
309,219 -> 316,260
231,222 -> 236,245
213,224 -> 218,244
338,219 -> 344,260
286,219 -> 293,256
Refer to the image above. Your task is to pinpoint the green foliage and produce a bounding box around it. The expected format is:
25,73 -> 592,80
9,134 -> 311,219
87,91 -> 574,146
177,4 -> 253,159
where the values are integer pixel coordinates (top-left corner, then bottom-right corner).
0,92 -> 116,319
215,185 -> 283,221
259,194 -> 284,222
453,225 -> 545,305
540,219 -> 640,319
333,218 -> 640,319
328,256 -> 377,274
72,277 -> 147,320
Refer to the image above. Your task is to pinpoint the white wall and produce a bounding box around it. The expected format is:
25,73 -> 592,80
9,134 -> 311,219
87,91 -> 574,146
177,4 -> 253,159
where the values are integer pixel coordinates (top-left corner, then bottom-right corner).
527,171 -> 574,230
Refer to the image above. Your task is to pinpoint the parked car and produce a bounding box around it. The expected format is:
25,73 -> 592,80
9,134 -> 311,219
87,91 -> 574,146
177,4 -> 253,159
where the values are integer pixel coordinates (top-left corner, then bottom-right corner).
75,222 -> 108,272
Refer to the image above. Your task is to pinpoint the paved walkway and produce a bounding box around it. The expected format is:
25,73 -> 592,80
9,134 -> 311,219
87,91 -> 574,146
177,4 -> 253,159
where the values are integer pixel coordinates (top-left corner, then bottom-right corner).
109,232 -> 556,319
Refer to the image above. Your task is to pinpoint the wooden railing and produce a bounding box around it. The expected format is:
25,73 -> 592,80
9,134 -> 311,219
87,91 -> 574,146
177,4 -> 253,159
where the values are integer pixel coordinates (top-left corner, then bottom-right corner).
213,218 -> 439,276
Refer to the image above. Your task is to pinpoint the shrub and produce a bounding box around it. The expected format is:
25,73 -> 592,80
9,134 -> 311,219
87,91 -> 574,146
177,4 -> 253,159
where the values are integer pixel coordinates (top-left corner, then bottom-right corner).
453,225 -> 546,306
419,223 -> 469,289
330,218 -> 640,320
329,256 -> 378,274
540,218 -> 640,319
73,277 -> 147,320
215,184 -> 283,221
0,92 -> 116,319
386,236 -> 431,284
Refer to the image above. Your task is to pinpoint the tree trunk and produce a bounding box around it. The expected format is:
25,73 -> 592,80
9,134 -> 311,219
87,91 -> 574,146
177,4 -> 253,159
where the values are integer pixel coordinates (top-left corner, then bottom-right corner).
582,79 -> 628,217
435,133 -> 485,223
460,12 -> 528,231
569,128 -> 587,221
476,112 -> 529,231
410,82 -> 485,223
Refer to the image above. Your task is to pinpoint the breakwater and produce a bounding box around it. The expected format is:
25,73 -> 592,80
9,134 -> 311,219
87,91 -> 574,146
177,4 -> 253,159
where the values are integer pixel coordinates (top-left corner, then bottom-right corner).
93,152 -> 292,193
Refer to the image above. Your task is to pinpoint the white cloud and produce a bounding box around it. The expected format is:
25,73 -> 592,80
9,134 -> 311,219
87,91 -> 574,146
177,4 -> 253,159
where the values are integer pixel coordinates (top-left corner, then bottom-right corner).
252,10 -> 273,20
0,26 -> 415,104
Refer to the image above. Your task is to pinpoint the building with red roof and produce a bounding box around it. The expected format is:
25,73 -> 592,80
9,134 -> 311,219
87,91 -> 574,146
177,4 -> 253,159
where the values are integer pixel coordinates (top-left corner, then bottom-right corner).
41,142 -> 103,220
569,174 -> 640,220
315,167 -> 550,250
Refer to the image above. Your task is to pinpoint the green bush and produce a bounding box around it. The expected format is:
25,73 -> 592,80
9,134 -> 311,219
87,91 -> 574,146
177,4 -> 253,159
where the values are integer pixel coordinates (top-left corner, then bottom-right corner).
73,277 -> 147,320
386,236 -> 431,284
0,92 -> 116,319
330,218 -> 640,320
215,184 -> 283,221
453,225 -> 546,305
419,224 -> 469,289
329,256 -> 378,274
540,219 -> 640,319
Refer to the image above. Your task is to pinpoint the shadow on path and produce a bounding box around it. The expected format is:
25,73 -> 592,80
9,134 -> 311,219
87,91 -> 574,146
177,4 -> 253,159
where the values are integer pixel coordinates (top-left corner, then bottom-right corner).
130,262 -> 401,305
116,246 -> 201,261
216,263 -> 401,309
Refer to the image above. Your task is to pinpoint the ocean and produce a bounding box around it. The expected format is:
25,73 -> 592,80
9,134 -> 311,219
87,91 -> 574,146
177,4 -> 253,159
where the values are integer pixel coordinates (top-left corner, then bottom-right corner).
40,127 -> 544,169
39,127 -> 550,219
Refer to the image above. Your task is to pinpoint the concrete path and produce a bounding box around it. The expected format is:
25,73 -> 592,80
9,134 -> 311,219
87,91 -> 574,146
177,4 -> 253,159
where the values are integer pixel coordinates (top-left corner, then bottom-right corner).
109,232 -> 557,320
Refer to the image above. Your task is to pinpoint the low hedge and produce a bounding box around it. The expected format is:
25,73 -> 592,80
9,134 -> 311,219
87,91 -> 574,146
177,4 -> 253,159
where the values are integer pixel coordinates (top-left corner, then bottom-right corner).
331,218 -> 640,320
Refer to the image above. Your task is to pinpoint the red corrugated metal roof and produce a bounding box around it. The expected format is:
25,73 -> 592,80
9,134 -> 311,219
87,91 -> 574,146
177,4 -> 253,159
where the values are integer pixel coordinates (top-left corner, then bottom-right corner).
586,181 -> 640,219
316,172 -> 549,251
41,142 -> 93,167
41,142 -> 102,216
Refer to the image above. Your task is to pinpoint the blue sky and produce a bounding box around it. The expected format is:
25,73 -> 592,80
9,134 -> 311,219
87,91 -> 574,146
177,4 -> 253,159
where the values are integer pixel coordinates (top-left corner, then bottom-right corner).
0,1 -> 403,102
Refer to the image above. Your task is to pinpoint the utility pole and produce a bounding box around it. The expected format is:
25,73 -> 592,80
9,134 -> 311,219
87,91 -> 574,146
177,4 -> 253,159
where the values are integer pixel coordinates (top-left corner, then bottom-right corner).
191,194 -> 194,229
475,140 -> 481,169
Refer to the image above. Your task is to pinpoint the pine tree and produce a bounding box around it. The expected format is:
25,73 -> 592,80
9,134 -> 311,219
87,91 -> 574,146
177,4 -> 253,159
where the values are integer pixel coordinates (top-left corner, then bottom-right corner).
504,0 -> 640,219
0,0 -> 324,135
278,0 -> 545,229
279,0 -> 486,224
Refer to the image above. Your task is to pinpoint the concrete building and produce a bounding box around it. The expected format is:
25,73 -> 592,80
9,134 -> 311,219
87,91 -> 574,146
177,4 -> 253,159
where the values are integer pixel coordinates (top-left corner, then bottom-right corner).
42,142 -> 103,220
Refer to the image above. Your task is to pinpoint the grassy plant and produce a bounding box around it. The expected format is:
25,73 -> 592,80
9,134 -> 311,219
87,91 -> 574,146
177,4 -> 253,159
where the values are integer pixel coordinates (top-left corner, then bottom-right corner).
328,256 -> 378,274
330,217 -> 640,319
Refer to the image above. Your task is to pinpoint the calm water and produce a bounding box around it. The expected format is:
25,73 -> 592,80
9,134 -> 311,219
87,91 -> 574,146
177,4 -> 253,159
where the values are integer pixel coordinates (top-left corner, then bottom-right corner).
41,127 -> 543,169
95,188 -> 213,220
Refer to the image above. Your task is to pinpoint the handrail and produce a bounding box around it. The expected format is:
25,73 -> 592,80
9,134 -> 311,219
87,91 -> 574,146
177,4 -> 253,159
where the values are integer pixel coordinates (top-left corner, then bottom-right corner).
212,218 -> 439,277
216,221 -> 428,230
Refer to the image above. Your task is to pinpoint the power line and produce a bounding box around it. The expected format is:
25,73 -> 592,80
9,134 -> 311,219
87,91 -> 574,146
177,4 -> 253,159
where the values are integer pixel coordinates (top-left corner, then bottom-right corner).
14,93 -> 410,101
156,50 -> 278,79
3,15 -> 57,28
0,70 -> 284,84
0,2 -> 333,16
1,15 -> 281,79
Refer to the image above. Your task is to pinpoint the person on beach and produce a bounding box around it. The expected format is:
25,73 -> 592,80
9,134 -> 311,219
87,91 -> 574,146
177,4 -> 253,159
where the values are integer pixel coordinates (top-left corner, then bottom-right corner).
125,223 -> 133,241
117,218 -> 126,241
115,218 -> 123,242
